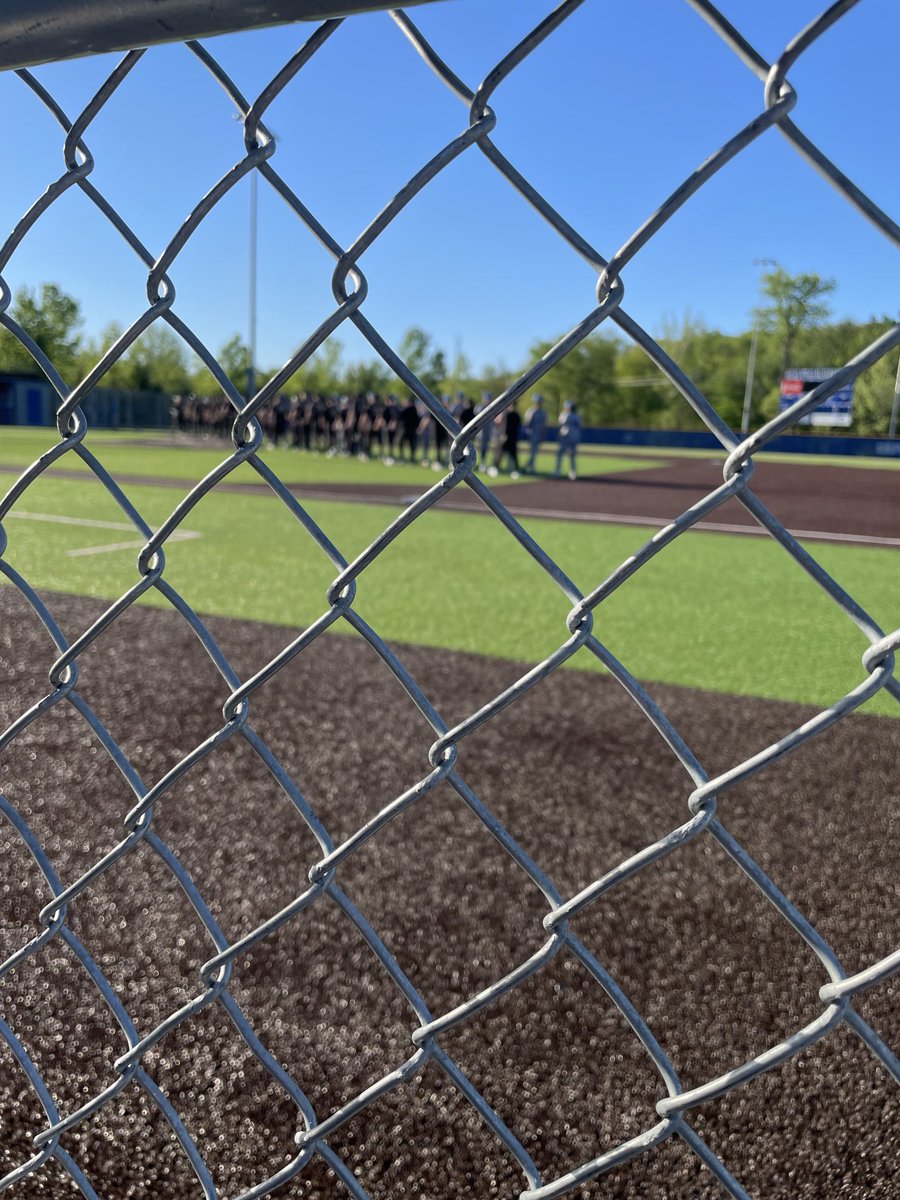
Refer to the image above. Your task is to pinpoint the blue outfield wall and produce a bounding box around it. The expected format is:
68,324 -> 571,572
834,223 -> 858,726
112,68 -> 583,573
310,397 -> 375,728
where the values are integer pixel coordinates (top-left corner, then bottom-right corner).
539,424 -> 900,460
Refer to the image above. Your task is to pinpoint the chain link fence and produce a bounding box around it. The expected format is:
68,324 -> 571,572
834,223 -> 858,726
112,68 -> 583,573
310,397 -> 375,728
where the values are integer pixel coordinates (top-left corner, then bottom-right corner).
0,1 -> 898,1196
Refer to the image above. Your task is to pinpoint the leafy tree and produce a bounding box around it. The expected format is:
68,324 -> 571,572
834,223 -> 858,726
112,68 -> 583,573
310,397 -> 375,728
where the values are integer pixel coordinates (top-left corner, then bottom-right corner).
77,321 -> 130,388
473,361 -> 516,401
398,327 -> 446,394
529,333 -> 619,423
0,283 -> 83,381
123,325 -> 193,393
190,333 -> 268,398
614,342 -> 679,427
76,320 -> 194,394
794,317 -> 896,435
666,327 -> 766,430
218,334 -> 254,397
141,327 -> 188,392
5,279 -> 896,438
852,342 -> 898,435
444,344 -> 473,400
342,357 -> 393,394
285,339 -> 345,395
754,266 -> 836,380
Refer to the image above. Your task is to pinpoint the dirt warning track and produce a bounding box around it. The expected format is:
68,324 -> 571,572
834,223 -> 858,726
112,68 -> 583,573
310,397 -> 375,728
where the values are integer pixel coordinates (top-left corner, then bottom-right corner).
1,591 -> 896,1197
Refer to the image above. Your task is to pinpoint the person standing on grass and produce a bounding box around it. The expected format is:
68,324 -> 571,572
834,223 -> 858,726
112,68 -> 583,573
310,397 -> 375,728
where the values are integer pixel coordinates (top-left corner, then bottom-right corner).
314,393 -> 328,451
433,411 -> 449,468
417,400 -> 432,465
354,392 -> 373,459
289,394 -> 303,449
369,392 -> 385,458
273,394 -> 291,446
555,399 -> 582,480
523,393 -> 548,473
488,404 -> 522,478
399,396 -> 420,461
475,392 -> 496,471
383,394 -> 399,463
324,395 -> 338,452
333,395 -> 349,455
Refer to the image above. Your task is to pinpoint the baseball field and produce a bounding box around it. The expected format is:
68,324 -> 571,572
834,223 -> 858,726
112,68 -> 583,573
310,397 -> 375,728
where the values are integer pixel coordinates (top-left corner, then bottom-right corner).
2,427 -> 898,712
1,427 -> 897,1198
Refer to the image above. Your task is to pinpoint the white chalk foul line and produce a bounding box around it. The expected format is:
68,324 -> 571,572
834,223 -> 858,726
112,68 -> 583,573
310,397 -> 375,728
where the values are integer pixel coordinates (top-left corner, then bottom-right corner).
10,510 -> 141,531
392,494 -> 900,548
67,533 -> 202,558
490,506 -> 900,548
6,510 -> 202,557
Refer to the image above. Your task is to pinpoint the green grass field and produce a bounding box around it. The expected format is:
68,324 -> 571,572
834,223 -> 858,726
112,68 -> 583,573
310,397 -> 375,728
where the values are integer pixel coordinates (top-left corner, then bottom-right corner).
0,428 -> 659,488
581,441 -> 900,471
1,428 -> 897,717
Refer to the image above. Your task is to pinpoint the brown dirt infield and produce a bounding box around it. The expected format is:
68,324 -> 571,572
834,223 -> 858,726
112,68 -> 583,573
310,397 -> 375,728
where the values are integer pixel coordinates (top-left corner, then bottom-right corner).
0,591 -> 897,1198
7,452 -> 898,547
283,456 -> 900,545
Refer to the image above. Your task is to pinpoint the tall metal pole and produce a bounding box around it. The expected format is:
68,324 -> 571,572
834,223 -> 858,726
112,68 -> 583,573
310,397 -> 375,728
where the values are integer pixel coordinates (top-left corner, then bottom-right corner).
247,169 -> 258,400
741,257 -> 776,436
889,352 -> 900,438
740,326 -> 758,436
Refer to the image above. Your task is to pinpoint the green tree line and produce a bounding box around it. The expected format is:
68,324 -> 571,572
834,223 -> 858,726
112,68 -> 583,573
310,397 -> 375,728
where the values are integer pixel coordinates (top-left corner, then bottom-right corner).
1,272 -> 897,435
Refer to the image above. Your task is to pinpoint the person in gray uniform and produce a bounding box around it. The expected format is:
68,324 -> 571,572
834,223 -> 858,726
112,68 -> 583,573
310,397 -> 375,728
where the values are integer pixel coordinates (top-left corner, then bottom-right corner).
555,400 -> 582,480
524,393 -> 548,473
475,392 -> 495,470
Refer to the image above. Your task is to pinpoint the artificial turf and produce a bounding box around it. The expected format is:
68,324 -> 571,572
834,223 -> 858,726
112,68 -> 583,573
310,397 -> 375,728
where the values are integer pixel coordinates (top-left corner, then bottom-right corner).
0,427 -> 658,488
587,442 -> 900,471
2,463 -> 897,716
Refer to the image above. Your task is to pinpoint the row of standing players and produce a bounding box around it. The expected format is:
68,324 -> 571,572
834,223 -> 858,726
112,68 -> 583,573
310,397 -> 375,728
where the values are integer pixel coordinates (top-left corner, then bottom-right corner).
170,391 -> 583,479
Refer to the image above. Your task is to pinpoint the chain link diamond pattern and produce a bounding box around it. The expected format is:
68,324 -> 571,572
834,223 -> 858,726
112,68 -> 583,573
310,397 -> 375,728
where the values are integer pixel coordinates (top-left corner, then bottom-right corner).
0,2 -> 897,1196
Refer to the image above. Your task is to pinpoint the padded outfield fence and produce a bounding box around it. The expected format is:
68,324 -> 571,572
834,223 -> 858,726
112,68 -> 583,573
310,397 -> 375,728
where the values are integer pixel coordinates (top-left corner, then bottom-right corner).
0,1 -> 898,1197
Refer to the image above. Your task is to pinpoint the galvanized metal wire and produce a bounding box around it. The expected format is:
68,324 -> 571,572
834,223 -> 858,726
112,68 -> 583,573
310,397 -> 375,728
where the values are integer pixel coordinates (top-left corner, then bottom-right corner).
0,1 -> 898,1196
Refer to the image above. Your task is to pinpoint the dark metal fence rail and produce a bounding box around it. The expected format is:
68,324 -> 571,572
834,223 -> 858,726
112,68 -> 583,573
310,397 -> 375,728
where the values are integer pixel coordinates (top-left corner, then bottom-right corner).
0,1 -> 897,1197
0,0 -> 435,71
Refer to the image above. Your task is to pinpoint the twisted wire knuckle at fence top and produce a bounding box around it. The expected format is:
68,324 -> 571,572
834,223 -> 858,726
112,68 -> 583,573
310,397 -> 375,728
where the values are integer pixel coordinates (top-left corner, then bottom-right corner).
0,1 -> 897,1196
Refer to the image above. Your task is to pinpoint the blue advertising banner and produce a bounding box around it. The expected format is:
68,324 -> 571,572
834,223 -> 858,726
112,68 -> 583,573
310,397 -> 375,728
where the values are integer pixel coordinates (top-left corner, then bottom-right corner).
779,368 -> 854,428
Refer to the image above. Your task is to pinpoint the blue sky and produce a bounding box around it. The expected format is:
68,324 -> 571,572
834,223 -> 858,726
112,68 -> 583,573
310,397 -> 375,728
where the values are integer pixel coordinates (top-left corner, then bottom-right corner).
0,0 -> 896,376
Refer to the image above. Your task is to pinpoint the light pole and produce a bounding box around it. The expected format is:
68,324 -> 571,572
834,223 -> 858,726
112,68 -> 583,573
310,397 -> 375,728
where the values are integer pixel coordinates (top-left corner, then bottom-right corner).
889,351 -> 900,439
740,257 -> 776,435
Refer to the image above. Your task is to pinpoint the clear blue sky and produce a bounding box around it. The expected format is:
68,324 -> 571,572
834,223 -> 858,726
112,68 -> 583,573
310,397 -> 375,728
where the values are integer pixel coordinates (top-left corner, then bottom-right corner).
0,0 -> 897,376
